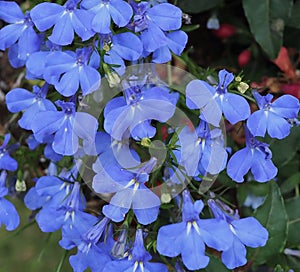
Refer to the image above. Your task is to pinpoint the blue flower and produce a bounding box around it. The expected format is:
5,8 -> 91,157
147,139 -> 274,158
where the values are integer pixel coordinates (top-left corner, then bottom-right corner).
227,126 -> 278,182
67,217 -> 112,271
131,2 -> 182,52
0,134 -> 18,172
186,69 -> 250,126
44,47 -> 101,97
0,171 -> 20,231
104,229 -> 168,272
0,1 -> 40,60
30,0 -> 94,46
93,157 -> 161,225
104,83 -> 176,141
156,190 -> 233,270
6,83 -> 56,130
208,199 -> 268,269
81,0 -> 133,34
31,100 -> 98,156
247,91 -> 300,139
178,120 -> 227,177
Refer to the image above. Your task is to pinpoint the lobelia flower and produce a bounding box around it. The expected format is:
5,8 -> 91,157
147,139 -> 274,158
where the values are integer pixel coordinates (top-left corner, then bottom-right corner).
208,199 -> 268,269
227,125 -> 278,182
31,100 -> 98,156
81,0 -> 133,34
93,156 -> 161,225
156,190 -> 233,270
186,69 -> 250,126
30,0 -> 94,46
0,134 -> 18,172
130,1 -> 182,53
247,91 -> 300,139
6,83 -> 56,130
99,32 -> 143,75
104,82 -> 176,141
104,228 -> 168,271
0,171 -> 20,231
151,30 -> 188,63
43,47 -> 101,97
0,1 -> 40,61
177,120 -> 228,177
66,217 -> 112,272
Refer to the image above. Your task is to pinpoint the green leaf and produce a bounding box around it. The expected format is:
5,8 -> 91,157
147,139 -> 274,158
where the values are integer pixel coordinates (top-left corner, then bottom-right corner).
271,126 -> 300,168
285,197 -> 300,246
242,0 -> 293,58
280,172 -> 300,195
286,0 -> 300,28
178,0 -> 223,13
250,181 -> 288,265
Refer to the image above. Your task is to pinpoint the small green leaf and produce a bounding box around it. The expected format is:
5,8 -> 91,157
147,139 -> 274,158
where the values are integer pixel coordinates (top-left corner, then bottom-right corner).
178,0 -> 223,13
285,197 -> 300,246
250,181 -> 288,264
242,0 -> 293,58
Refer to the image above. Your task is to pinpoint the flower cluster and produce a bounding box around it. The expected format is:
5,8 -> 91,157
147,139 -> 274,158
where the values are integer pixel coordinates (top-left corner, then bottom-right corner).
0,0 -> 299,271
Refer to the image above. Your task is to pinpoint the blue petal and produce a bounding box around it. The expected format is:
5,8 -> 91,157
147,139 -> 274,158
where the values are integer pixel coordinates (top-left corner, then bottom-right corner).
152,46 -> 171,63
104,50 -> 125,74
231,217 -> 268,247
102,204 -> 129,223
109,0 -> 133,27
271,94 -> 300,118
36,207 -> 65,232
157,222 -> 186,257
35,176 -> 64,196
203,144 -> 228,175
52,119 -> 78,155
221,236 -> 247,269
140,23 -> 167,52
30,3 -> 63,31
91,6 -> 111,34
112,32 -> 142,61
134,205 -> 160,225
186,79 -> 221,127
8,43 -> 25,68
199,219 -> 233,251
0,153 -> 18,171
24,187 -> 47,210
74,112 -> 98,145
6,88 -> 35,112
103,260 -> 132,272
251,150 -> 277,182
17,27 -> 40,61
246,110 -> 268,137
267,112 -> 291,139
130,120 -> 156,140
166,30 -> 188,55
49,14 -> 74,45
145,263 -> 168,272
79,65 -> 101,95
31,111 -> 65,142
0,198 -> 20,231
181,227 -> 209,270
0,1 -> 24,23
55,68 -> 80,97
71,9 -> 94,41
222,93 -> 250,124
148,3 -> 182,31
0,24 -> 24,50
227,147 -> 253,183
26,51 -> 48,78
